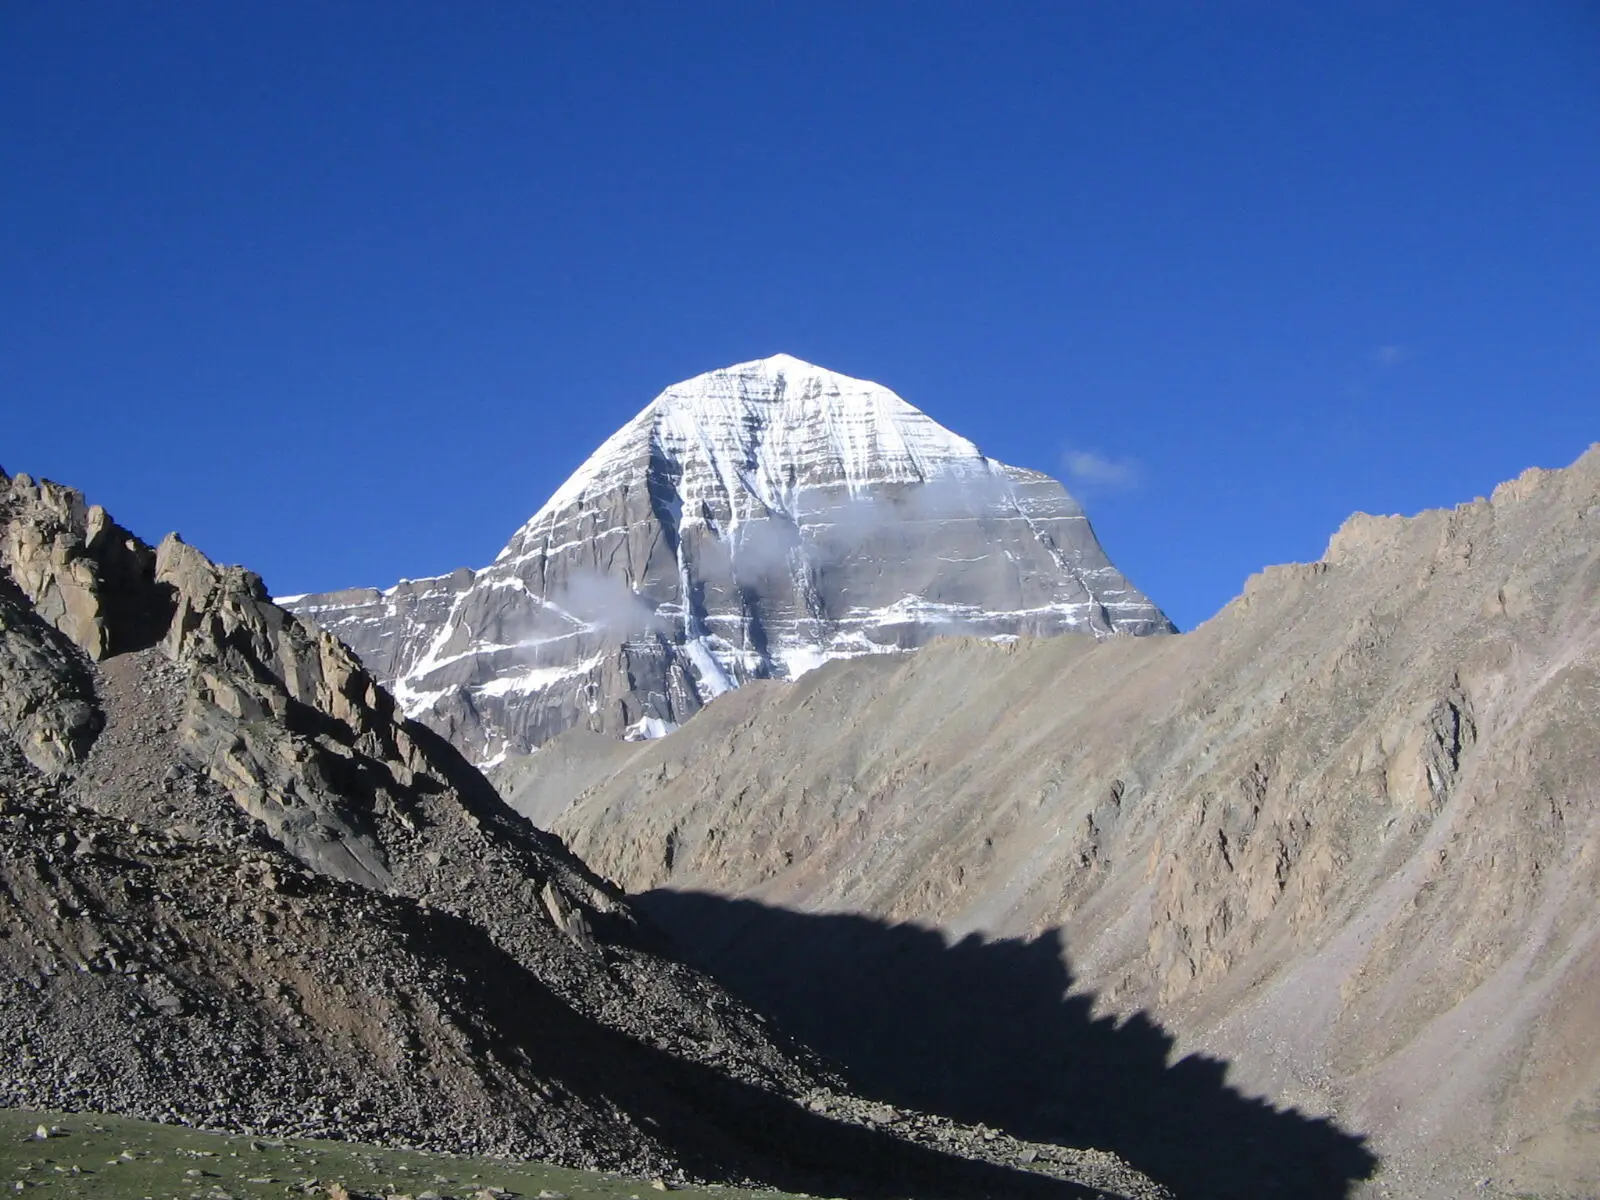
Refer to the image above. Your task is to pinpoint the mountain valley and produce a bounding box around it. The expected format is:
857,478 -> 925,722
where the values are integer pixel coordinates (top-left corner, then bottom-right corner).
6,371 -> 1597,1198
516,445 -> 1600,1199
0,465 -> 1167,1199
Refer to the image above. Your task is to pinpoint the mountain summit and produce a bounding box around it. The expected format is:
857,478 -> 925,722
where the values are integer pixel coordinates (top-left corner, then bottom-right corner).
287,356 -> 1173,763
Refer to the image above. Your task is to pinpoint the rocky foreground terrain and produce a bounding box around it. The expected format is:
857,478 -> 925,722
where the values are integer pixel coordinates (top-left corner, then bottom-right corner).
523,445 -> 1600,1199
0,467 -> 1167,1199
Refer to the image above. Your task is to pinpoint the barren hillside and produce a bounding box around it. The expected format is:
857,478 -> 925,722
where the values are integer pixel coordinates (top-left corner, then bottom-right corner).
0,467 -> 1166,1199
538,445 -> 1600,1198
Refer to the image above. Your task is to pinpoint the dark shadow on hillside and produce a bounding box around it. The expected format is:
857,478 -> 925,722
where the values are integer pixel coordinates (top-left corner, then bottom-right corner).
397,900 -> 1112,1199
640,890 -> 1379,1200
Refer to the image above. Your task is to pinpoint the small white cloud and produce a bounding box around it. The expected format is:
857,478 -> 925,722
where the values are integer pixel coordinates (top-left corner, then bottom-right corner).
1373,345 -> 1409,368
1062,448 -> 1141,492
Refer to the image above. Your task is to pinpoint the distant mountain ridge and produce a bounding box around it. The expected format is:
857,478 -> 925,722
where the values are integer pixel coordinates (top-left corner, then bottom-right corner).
286,354 -> 1172,764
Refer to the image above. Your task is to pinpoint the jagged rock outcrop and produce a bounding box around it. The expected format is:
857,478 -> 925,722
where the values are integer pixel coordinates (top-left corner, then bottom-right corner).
286,355 -> 1172,764
0,466 -> 1168,1198
532,445 -> 1600,1199
0,468 -> 801,1143
0,578 -> 101,776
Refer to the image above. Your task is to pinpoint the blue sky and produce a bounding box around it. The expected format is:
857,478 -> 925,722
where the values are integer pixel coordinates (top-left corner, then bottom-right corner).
4,3 -> 1596,631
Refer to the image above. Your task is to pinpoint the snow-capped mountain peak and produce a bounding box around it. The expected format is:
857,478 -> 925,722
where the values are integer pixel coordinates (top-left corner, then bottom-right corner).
524,355 -> 982,539
286,357 -> 1173,765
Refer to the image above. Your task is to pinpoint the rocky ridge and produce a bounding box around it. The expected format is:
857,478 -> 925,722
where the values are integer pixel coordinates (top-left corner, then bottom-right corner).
534,445 -> 1600,1199
286,355 -> 1171,764
0,466 -> 1167,1198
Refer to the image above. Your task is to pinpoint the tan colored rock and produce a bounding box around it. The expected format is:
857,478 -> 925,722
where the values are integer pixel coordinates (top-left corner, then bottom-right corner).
6,465 -> 951,1188
544,444 -> 1600,1198
0,585 -> 102,776
2,475 -> 113,658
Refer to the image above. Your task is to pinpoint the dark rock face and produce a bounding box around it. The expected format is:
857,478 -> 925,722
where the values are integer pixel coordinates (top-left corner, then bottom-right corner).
287,355 -> 1173,764
0,576 -> 102,775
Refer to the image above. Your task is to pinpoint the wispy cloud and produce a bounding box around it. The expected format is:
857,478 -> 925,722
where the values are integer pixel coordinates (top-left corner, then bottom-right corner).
1062,448 -> 1141,493
1347,344 -> 1413,400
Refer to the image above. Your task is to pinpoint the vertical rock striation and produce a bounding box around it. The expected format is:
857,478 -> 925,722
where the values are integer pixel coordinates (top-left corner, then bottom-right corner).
287,355 -> 1172,764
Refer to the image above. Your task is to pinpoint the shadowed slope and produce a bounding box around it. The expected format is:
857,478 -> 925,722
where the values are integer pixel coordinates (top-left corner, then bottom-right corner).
641,892 -> 1376,1200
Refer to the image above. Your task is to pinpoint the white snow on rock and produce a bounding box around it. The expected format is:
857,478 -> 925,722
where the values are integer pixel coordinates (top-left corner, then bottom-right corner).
285,355 -> 1173,765
503,354 -> 989,557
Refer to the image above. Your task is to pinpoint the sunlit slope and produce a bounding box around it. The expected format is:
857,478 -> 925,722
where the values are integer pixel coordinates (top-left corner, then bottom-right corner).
546,446 -> 1600,1199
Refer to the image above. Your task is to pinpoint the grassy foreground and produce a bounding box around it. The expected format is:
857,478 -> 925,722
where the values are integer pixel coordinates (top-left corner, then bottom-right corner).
0,1111 -> 814,1200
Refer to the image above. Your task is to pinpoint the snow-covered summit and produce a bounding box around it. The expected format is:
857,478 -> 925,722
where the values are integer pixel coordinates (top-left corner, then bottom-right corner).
286,356 -> 1174,766
519,355 -> 987,545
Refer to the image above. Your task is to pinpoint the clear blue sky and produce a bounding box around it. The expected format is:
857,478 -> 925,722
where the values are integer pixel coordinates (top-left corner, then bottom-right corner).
4,3 -> 1596,631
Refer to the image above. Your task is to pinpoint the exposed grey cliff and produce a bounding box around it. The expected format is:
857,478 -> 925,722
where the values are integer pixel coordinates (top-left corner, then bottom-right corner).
286,355 -> 1172,764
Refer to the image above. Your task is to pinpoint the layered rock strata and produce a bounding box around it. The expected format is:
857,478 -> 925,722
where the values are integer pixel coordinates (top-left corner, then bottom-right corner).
287,355 -> 1172,763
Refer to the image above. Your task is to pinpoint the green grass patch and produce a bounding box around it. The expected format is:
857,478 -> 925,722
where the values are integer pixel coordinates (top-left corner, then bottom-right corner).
0,1110 -> 814,1200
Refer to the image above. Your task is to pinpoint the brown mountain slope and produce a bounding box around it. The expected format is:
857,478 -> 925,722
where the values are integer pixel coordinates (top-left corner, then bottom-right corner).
0,468 -> 1167,1199
539,445 -> 1600,1198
